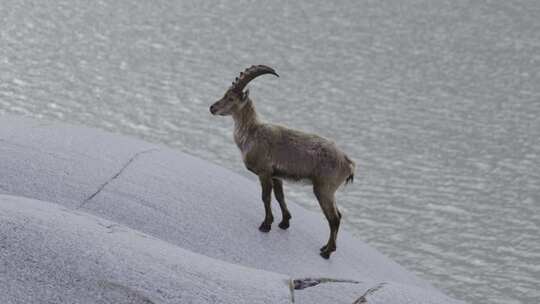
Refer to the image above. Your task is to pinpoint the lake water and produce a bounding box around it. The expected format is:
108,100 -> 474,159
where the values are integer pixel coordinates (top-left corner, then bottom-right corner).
1,1 -> 539,303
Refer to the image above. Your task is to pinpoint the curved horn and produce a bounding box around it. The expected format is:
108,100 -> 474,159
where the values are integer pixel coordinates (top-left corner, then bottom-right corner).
231,65 -> 279,93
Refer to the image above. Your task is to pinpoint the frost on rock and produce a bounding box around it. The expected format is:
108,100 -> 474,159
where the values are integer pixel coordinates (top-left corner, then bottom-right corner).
0,115 -> 464,304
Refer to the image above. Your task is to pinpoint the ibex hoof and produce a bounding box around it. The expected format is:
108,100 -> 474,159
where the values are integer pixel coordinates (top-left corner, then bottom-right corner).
258,222 -> 271,232
278,221 -> 290,230
320,250 -> 331,259
320,244 -> 336,258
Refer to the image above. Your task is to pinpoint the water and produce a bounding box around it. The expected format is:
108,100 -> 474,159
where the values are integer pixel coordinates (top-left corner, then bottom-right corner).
1,1 -> 539,303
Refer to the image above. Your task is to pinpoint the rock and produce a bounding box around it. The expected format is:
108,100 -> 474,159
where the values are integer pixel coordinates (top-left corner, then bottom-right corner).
0,195 -> 292,304
0,114 -> 464,303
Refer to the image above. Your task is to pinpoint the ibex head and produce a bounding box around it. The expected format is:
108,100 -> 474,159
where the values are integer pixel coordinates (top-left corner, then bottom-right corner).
210,65 -> 279,116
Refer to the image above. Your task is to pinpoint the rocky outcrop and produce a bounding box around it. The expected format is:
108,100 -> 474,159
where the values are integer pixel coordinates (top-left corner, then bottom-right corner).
0,115 -> 464,304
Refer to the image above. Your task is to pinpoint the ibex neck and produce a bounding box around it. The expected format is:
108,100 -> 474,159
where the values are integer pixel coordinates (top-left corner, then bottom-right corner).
233,99 -> 259,132
233,99 -> 259,151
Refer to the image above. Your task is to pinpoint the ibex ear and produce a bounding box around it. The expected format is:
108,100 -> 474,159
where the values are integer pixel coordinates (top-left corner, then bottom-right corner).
242,89 -> 250,102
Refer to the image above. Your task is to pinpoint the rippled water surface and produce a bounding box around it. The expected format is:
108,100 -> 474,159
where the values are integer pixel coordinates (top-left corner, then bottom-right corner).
1,1 -> 539,303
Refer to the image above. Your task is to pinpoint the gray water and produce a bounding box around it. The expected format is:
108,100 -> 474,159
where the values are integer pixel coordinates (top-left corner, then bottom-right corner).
1,1 -> 539,303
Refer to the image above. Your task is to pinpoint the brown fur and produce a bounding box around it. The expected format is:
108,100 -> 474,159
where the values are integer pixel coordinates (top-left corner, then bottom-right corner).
210,66 -> 355,259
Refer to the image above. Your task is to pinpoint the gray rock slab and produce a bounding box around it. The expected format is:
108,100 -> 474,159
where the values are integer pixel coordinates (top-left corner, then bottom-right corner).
293,280 -> 463,304
0,114 -> 464,303
0,115 -> 155,208
0,195 -> 292,304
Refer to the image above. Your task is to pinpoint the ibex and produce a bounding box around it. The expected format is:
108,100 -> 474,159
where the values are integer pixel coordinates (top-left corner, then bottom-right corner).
210,65 -> 355,259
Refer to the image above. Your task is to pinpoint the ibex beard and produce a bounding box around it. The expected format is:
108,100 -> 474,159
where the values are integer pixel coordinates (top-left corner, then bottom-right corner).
210,65 -> 355,259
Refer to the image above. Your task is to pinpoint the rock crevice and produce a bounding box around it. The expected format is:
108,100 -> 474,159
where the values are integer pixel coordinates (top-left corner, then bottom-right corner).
79,148 -> 159,208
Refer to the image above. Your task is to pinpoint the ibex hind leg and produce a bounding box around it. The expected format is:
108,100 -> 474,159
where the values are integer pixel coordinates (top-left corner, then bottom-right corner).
320,207 -> 342,252
313,184 -> 340,259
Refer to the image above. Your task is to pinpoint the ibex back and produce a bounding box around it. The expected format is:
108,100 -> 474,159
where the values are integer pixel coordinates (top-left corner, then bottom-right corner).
210,65 -> 355,259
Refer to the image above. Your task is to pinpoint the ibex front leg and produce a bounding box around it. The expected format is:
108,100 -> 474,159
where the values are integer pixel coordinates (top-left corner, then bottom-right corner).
273,178 -> 291,229
258,175 -> 274,232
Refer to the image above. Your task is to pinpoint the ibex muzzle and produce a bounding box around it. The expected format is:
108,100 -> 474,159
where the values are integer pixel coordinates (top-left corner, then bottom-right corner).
210,65 -> 355,259
209,90 -> 247,116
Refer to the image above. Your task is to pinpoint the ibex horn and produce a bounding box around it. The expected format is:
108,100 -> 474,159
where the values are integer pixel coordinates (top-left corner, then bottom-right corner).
231,65 -> 279,93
